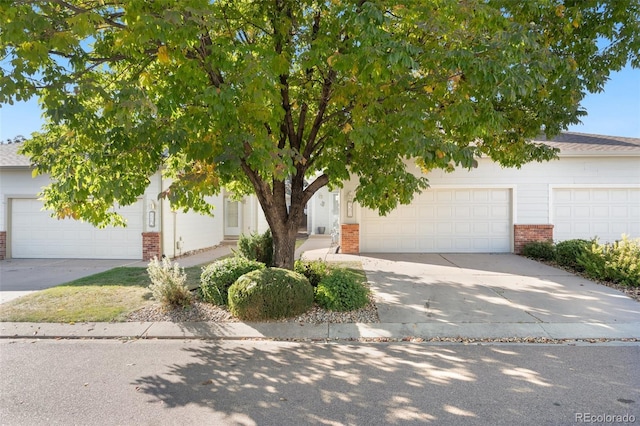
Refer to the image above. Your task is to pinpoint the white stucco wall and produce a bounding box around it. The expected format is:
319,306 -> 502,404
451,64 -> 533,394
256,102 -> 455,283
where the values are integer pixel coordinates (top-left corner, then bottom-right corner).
308,186 -> 339,235
160,175 -> 225,258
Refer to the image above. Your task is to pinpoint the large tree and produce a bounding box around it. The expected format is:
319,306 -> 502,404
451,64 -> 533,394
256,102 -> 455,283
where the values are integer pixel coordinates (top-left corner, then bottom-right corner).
1,1 -> 639,268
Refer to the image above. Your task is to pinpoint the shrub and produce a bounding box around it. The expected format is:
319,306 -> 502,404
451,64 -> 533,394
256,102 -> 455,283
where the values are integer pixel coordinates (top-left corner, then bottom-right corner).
521,241 -> 556,261
294,259 -> 330,287
228,268 -> 313,321
555,239 -> 590,271
315,268 -> 370,312
578,235 -> 640,286
237,229 -> 274,266
200,257 -> 265,305
147,257 -> 191,308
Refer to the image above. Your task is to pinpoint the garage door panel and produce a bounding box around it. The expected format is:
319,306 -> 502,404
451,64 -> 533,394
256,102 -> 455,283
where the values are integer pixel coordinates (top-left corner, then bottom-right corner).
611,208 -> 628,218
399,223 -> 416,233
491,190 -> 508,202
553,188 -> 640,243
11,198 -> 143,259
592,206 -> 609,217
436,206 -> 452,217
418,206 -> 435,216
492,205 -> 510,218
417,222 -> 435,233
437,223 -> 453,233
417,239 -> 434,250
472,191 -> 489,202
473,206 -> 489,217
473,223 -> 489,233
455,206 -> 471,217
437,192 -> 453,202
455,191 -> 471,202
574,191 -> 590,202
361,188 -> 511,253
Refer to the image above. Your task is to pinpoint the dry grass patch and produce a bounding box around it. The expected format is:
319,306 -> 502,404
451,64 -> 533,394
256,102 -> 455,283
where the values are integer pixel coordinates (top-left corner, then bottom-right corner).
0,266 -> 202,323
0,285 -> 152,322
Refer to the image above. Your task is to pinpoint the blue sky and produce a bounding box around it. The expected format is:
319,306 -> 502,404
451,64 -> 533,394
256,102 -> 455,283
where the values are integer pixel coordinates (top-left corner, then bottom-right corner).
1,65 -> 639,140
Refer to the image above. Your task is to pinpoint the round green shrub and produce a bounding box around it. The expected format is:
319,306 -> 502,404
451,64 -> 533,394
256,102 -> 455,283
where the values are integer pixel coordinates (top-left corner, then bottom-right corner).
294,259 -> 330,287
200,257 -> 265,305
237,229 -> 274,266
228,268 -> 314,321
555,239 -> 590,271
315,268 -> 370,312
521,241 -> 556,261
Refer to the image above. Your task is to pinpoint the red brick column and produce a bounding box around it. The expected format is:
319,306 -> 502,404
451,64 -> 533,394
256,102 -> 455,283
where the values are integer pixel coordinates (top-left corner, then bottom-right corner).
514,225 -> 554,254
142,232 -> 162,261
340,224 -> 360,254
0,231 -> 6,260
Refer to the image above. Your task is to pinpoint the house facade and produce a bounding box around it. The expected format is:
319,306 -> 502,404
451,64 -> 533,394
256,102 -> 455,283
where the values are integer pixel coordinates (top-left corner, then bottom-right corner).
338,133 -> 640,254
2,132 -> 638,260
0,143 -> 271,261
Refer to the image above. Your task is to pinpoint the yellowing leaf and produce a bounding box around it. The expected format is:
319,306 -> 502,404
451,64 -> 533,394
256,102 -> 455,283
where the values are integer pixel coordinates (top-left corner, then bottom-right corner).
342,123 -> 353,134
327,52 -> 339,67
157,45 -> 170,64
139,72 -> 152,87
555,5 -> 565,18
424,85 -> 434,93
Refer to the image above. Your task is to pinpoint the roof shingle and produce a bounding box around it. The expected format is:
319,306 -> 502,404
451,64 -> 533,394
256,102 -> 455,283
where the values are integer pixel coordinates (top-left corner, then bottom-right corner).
0,142 -> 32,167
536,132 -> 640,154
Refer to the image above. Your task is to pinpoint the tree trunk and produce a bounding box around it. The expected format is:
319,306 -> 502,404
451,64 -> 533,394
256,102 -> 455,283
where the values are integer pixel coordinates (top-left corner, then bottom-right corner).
263,179 -> 306,270
270,219 -> 299,270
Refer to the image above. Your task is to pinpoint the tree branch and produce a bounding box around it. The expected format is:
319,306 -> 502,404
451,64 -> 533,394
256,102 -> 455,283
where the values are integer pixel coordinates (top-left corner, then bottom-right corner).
279,75 -> 298,149
49,0 -> 127,29
304,69 -> 336,158
302,173 -> 329,205
194,32 -> 225,88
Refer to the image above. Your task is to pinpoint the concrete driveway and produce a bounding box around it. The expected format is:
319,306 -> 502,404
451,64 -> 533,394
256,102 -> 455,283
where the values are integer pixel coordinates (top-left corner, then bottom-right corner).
350,253 -> 640,339
0,258 -> 140,303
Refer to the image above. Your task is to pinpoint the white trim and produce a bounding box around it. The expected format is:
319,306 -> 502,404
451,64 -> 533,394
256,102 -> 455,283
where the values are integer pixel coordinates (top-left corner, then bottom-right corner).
550,184 -> 640,189
426,184 -> 517,189
556,152 -> 640,158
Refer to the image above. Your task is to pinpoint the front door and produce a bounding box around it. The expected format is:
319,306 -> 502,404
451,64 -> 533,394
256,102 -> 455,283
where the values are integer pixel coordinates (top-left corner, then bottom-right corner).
224,197 -> 243,237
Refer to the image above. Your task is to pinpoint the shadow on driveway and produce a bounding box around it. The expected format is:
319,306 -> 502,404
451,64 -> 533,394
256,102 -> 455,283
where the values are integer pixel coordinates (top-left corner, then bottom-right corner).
361,253 -> 640,325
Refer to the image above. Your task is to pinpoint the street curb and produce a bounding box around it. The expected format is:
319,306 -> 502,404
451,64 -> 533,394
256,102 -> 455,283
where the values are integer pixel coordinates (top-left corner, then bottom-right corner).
2,321 -> 640,341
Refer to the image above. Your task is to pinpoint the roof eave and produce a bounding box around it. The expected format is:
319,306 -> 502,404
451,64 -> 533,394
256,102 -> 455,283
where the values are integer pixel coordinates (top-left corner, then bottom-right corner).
556,151 -> 640,157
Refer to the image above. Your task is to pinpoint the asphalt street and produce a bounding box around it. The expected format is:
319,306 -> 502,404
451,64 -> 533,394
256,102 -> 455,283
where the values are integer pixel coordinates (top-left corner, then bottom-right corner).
1,339 -> 638,425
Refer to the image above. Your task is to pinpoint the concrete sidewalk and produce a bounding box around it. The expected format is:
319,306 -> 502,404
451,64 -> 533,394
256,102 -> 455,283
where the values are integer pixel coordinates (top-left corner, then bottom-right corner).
2,237 -> 640,341
2,319 -> 639,341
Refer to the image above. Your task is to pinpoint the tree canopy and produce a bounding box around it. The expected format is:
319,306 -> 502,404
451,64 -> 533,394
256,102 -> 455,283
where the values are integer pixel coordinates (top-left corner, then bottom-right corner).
1,0 -> 639,267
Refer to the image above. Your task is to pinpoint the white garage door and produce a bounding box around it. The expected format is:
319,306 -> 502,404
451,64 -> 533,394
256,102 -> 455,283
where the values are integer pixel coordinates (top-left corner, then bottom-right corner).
361,188 -> 512,253
11,199 -> 143,259
552,188 -> 640,243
